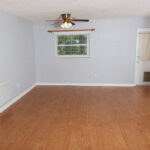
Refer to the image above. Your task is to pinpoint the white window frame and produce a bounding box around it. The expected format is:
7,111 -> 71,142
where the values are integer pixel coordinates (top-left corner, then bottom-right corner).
54,31 -> 90,58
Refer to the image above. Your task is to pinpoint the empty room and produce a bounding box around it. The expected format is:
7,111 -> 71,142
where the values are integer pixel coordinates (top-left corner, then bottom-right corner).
1,0 -> 150,149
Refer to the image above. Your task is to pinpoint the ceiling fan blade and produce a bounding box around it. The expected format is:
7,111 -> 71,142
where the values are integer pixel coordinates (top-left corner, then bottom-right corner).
51,22 -> 62,25
72,19 -> 89,22
46,20 -> 62,22
71,21 -> 75,25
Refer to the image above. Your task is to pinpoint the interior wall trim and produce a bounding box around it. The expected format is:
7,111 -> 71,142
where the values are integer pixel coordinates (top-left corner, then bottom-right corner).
0,84 -> 36,113
36,82 -> 136,87
0,82 -> 137,113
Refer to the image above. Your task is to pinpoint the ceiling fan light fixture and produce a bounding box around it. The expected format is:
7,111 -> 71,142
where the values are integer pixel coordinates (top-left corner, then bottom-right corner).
46,13 -> 89,28
61,21 -> 72,28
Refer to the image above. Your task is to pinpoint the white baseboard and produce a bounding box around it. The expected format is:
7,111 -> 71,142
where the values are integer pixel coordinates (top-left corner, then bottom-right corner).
0,82 -> 136,113
36,82 -> 136,87
0,84 -> 36,113
136,83 -> 150,86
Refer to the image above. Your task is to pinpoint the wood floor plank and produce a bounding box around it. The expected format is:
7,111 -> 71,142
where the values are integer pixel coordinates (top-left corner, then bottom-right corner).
0,86 -> 150,150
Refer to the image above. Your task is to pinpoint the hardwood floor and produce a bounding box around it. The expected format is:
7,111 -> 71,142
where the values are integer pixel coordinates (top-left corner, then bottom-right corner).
0,86 -> 150,150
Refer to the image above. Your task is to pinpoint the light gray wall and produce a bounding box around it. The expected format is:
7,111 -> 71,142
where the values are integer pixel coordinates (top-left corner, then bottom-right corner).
34,18 -> 150,84
0,10 -> 35,99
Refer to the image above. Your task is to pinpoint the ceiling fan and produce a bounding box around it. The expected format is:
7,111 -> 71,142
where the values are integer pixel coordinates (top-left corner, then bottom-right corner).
47,14 -> 89,28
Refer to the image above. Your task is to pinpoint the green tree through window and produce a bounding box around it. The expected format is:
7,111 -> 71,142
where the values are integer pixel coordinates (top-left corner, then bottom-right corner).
57,34 -> 89,56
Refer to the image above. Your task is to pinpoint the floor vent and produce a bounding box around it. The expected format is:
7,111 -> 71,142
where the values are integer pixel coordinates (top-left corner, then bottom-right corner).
143,72 -> 150,82
0,81 -> 11,107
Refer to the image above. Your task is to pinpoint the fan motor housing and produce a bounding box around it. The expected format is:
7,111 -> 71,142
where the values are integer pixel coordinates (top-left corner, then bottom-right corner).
61,14 -> 71,20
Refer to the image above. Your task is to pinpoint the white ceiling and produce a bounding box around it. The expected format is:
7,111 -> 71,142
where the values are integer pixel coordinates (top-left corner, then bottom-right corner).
0,0 -> 150,21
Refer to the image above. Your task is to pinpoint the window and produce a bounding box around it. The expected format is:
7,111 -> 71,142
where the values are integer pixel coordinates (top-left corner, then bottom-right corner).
138,32 -> 150,61
55,32 -> 89,57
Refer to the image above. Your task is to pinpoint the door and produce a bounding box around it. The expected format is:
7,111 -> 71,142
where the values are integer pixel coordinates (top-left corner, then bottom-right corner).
135,29 -> 150,85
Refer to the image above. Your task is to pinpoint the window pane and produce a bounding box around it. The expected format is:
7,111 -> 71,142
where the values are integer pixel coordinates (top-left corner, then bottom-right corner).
79,35 -> 87,44
72,35 -> 80,44
79,46 -> 87,55
63,46 -> 72,55
64,35 -> 72,44
58,35 -> 72,45
58,46 -> 88,55
72,46 -> 80,55
58,35 -> 65,45
58,34 -> 88,45
57,46 -> 64,55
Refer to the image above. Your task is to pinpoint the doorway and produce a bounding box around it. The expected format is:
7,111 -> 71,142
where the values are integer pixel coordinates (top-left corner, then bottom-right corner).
135,28 -> 150,85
